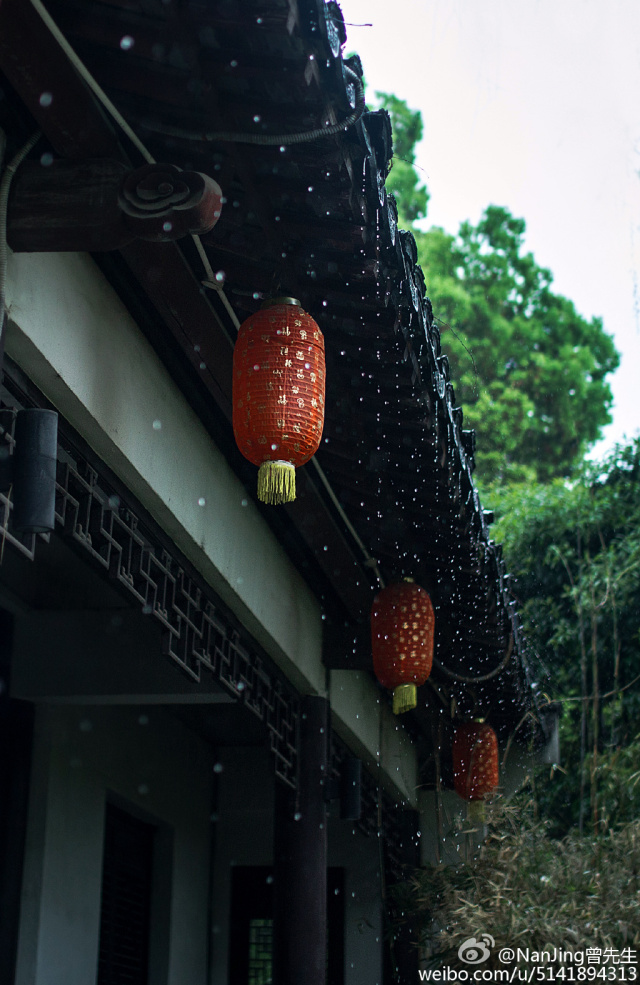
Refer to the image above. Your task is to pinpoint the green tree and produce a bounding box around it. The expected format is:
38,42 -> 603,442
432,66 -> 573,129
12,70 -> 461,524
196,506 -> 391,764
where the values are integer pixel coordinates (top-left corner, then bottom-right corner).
375,91 -> 620,484
490,438 -> 640,834
374,92 -> 429,227
416,209 -> 619,484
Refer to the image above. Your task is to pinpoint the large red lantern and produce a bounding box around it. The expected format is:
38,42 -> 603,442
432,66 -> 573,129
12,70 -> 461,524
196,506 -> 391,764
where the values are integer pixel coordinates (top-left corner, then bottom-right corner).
452,720 -> 499,811
371,578 -> 435,714
233,298 -> 325,504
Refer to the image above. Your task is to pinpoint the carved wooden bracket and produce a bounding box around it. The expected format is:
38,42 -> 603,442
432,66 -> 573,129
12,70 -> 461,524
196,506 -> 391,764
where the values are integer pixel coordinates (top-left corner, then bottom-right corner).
7,159 -> 223,253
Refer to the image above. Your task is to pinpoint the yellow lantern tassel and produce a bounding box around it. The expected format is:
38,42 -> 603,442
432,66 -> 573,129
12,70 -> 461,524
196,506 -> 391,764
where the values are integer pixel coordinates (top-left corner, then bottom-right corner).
468,800 -> 486,826
392,683 -> 417,715
257,460 -> 296,504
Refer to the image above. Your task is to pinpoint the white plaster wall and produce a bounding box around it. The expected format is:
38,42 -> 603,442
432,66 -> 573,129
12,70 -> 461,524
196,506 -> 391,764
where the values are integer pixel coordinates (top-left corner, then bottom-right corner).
329,818 -> 384,985
330,670 -> 419,808
209,746 -> 385,985
209,746 -> 275,984
15,705 -> 214,985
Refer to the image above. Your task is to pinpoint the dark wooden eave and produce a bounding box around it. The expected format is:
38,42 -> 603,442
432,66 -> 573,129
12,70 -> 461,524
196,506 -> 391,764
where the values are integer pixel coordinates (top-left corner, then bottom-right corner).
0,0 -> 537,731
0,0 -> 372,623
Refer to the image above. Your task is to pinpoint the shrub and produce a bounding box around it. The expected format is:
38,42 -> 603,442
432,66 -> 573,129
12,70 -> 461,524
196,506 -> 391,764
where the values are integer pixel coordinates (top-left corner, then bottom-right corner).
393,799 -> 640,969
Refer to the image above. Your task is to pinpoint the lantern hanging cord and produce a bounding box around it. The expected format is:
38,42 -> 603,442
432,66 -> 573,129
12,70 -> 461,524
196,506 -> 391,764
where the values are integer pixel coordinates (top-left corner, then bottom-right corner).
138,68 -> 366,147
433,631 -> 514,683
310,456 -> 385,588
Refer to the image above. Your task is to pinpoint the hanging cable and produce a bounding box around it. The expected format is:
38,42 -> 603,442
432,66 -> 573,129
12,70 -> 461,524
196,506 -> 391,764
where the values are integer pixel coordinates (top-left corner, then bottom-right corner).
139,69 -> 366,147
30,0 -> 365,151
432,631 -> 514,684
30,0 -> 154,164
310,456 -> 384,588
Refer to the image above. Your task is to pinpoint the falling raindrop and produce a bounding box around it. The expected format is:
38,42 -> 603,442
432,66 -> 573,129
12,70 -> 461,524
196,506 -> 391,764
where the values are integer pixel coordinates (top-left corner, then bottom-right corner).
120,35 -> 135,50
198,497 -> 206,506
152,419 -> 162,430
39,92 -> 53,107
40,152 -> 53,167
213,763 -> 224,774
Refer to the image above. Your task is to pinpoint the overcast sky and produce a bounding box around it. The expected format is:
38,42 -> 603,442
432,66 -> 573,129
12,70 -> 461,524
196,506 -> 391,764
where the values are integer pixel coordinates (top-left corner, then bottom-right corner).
338,0 -> 640,457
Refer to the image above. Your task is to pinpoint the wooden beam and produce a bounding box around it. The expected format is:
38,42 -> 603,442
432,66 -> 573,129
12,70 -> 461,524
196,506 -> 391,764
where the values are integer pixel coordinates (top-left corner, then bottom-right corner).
8,159 -> 223,252
7,158 -> 131,252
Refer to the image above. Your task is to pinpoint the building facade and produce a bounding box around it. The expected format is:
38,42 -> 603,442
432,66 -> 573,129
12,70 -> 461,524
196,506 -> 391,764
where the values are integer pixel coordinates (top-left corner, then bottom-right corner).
0,2 -> 551,983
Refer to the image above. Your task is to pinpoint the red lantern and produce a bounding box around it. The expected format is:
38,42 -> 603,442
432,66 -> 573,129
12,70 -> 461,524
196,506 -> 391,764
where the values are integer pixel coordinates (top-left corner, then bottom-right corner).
371,578 -> 435,714
452,720 -> 499,805
233,298 -> 325,504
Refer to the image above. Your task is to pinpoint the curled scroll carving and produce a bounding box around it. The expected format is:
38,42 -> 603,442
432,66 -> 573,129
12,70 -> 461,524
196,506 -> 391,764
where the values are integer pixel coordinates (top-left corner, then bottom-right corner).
119,163 -> 223,241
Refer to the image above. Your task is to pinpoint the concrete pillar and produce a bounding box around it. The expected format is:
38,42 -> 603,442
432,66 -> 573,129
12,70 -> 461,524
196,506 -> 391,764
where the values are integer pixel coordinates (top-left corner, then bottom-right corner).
273,695 -> 328,985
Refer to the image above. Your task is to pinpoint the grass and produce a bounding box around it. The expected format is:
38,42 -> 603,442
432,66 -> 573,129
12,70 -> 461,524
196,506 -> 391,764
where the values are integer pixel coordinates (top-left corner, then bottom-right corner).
392,799 -> 640,969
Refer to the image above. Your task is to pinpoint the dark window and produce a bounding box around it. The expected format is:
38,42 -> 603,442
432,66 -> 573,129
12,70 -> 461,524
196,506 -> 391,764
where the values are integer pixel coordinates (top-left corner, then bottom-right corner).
229,866 -> 345,985
97,802 -> 156,985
